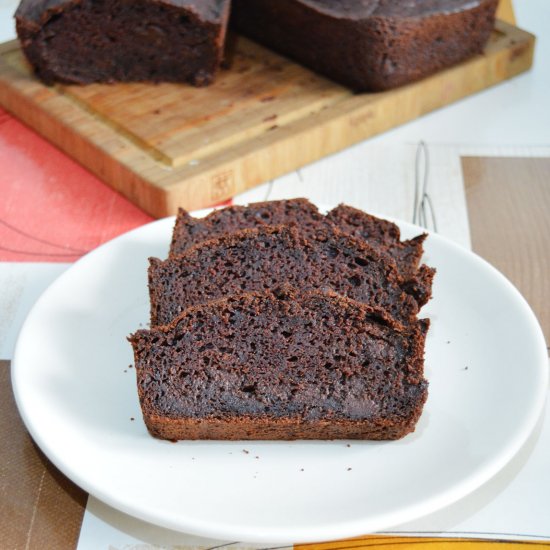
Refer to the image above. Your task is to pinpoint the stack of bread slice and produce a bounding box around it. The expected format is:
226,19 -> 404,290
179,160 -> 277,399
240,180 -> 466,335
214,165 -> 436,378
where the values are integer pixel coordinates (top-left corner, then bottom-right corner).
129,199 -> 435,441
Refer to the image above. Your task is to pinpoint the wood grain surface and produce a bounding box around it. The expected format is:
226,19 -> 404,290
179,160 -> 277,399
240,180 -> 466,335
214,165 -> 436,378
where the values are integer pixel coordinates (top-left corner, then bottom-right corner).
0,360 -> 87,550
463,156 -> 550,346
0,21 -> 534,218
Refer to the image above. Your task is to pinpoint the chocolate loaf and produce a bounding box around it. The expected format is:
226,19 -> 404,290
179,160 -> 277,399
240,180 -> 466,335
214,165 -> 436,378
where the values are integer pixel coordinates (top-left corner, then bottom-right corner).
129,288 -> 429,441
170,199 -> 426,278
15,0 -> 497,90
149,224 -> 434,327
231,0 -> 499,91
15,0 -> 231,85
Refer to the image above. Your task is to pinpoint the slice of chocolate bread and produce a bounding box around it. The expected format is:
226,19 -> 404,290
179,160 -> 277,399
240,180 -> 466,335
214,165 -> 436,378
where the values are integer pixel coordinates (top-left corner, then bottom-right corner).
169,198 -> 328,256
15,0 -> 230,86
169,199 -> 427,278
129,288 -> 429,441
150,225 -> 434,327
231,0 -> 498,91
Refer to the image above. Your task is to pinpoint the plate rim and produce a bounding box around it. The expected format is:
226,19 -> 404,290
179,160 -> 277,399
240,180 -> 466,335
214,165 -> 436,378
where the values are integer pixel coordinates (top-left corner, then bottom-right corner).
11,208 -> 549,544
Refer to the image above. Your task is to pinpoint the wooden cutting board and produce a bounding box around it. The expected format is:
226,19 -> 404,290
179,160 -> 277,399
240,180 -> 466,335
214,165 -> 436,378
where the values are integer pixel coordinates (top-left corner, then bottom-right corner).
0,20 -> 534,218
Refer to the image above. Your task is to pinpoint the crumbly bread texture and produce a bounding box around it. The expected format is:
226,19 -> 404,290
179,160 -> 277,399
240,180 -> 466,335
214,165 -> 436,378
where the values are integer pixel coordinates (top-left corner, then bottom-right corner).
150,224 -> 435,327
129,288 -> 429,441
15,0 -> 230,85
230,0 -> 499,91
170,198 -> 426,279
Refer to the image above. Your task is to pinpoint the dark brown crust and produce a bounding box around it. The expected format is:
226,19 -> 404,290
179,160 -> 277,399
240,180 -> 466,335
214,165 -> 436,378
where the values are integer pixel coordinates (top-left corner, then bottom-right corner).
15,0 -> 230,86
15,0 -> 229,23
169,198 -> 328,257
150,224 -> 429,326
142,413 -> 424,441
230,0 -> 499,91
130,288 -> 429,441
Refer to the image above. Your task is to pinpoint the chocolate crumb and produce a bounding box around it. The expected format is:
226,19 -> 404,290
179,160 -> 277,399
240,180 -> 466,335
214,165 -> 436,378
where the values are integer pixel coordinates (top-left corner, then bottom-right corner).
130,417 -> 135,421
347,467 -> 352,471
346,443 -> 351,448
242,449 -> 249,454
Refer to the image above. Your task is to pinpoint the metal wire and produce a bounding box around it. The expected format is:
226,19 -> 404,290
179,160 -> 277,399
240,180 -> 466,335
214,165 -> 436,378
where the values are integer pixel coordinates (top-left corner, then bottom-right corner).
413,141 -> 438,232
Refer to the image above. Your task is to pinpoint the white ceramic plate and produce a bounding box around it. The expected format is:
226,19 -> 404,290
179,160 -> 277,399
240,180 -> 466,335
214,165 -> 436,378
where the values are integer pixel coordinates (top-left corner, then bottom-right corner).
12,209 -> 548,544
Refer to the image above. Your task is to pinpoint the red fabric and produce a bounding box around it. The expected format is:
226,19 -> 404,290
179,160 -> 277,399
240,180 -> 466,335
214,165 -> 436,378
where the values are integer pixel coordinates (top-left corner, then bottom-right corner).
0,107 -> 233,262
0,107 -> 153,262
